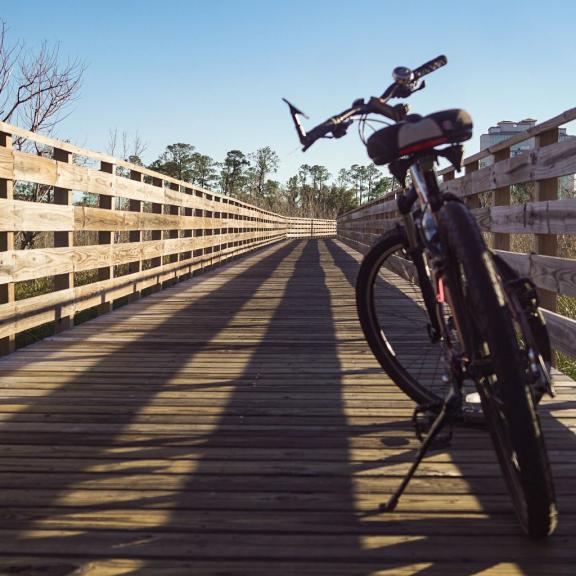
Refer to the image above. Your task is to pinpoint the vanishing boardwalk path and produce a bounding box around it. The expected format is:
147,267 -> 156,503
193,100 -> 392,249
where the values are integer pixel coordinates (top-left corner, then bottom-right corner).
0,239 -> 573,575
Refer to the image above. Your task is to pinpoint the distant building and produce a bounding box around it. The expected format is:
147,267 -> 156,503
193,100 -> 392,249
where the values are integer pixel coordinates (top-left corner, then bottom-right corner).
479,119 -> 574,197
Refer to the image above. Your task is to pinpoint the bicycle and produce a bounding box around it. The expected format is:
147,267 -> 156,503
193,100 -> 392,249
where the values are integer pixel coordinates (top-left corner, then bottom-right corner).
284,55 -> 557,539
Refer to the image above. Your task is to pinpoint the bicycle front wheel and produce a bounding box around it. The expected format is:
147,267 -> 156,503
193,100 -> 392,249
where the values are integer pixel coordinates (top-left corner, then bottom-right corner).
356,227 -> 448,405
355,223 -> 552,412
439,200 -> 557,539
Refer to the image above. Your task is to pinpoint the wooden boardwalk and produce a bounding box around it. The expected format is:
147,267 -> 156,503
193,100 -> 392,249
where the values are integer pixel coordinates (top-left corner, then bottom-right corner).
0,238 -> 573,575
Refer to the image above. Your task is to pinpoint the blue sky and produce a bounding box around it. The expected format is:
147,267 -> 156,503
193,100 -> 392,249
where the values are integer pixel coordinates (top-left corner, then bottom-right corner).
2,0 -> 575,182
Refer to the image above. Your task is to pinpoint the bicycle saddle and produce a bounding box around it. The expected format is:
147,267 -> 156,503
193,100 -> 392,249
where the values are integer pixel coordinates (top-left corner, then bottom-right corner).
367,109 -> 473,165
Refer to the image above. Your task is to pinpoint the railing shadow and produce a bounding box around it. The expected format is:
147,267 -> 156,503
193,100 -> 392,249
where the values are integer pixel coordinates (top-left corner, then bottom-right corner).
322,237 -> 576,574
0,240 -> 304,569
0,237 -> 572,573
142,239 -> 368,571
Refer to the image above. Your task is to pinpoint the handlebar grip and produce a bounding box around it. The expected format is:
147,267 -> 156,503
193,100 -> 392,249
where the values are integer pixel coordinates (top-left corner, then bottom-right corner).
412,55 -> 447,80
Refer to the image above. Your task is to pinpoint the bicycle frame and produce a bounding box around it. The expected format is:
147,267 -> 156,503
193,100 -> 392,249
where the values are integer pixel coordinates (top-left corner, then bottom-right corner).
397,158 -> 475,382
396,160 -> 445,340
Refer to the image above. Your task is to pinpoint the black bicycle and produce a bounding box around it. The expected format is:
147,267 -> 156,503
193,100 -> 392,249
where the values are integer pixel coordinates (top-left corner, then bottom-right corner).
284,55 -> 557,539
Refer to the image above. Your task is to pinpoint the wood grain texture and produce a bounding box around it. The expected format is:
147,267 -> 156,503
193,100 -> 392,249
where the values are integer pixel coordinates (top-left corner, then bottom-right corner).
0,235 -> 283,338
287,218 -> 337,238
0,120 -> 335,343
0,120 -> 287,222
442,138 -> 576,198
0,238 -> 572,573
337,108 -> 576,361
438,106 -> 576,174
495,250 -> 576,297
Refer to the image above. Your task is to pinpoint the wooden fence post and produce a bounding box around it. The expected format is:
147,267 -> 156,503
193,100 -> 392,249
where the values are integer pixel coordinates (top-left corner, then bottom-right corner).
534,128 -> 559,312
493,149 -> 511,251
53,148 -> 74,332
182,187 -> 193,271
151,177 -> 163,275
0,131 -> 15,354
128,169 -> 143,301
465,161 -> 480,209
98,161 -> 115,315
168,184 -> 180,265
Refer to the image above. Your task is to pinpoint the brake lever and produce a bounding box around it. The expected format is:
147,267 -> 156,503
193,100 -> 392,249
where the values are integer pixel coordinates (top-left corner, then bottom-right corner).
411,80 -> 426,93
382,78 -> 426,100
333,120 -> 352,138
368,97 -> 409,121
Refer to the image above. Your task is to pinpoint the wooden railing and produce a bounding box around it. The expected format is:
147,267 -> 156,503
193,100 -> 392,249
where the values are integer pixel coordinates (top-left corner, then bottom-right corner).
337,107 -> 576,359
286,218 -> 337,238
0,121 -> 325,354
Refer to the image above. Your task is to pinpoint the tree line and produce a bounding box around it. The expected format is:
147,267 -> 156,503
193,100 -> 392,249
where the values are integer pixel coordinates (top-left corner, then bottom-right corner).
127,141 -> 394,218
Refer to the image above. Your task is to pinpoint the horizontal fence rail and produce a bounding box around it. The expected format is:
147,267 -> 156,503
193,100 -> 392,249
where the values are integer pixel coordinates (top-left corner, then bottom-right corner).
0,121 -> 333,353
286,218 -> 337,238
337,107 -> 576,362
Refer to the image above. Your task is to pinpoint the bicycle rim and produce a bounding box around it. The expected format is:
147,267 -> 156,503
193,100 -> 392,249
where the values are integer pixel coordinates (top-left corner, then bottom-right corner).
356,229 -> 451,405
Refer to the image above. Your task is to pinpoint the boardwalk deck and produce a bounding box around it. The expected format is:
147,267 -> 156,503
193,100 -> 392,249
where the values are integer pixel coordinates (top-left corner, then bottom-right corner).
0,238 -> 573,575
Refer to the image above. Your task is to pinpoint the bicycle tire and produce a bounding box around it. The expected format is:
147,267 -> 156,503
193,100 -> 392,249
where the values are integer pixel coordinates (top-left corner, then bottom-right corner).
355,220 -> 551,411
355,226 -> 446,405
438,201 -> 557,538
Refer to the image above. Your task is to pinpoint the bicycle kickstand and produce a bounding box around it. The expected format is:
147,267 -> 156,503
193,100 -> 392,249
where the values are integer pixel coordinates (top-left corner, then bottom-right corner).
380,402 -> 451,512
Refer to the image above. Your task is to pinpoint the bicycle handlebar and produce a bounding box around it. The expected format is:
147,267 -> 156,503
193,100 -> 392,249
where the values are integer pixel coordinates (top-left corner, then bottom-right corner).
284,55 -> 447,151
412,55 -> 447,80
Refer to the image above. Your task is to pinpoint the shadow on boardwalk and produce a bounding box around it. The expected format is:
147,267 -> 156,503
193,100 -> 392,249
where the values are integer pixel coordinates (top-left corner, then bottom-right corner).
0,239 -> 571,574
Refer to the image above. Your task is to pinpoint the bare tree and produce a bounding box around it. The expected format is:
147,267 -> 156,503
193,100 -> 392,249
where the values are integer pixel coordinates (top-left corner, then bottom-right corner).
107,128 -> 148,165
0,22 -> 85,147
0,21 -> 86,248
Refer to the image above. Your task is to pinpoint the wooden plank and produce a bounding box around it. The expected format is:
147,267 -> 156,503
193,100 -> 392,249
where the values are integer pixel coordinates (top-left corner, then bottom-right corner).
0,121 -> 283,218
0,238 -> 572,574
438,106 -> 576,175
0,145 -> 14,179
0,230 -> 283,284
0,199 -> 265,233
0,236 -> 284,338
495,250 -> 576,298
478,199 -> 576,235
127,169 -> 144,299
97,161 -> 115,315
11,151 -> 288,226
442,137 -> 576,198
464,160 -> 481,209
542,308 -> 576,358
0,198 -> 74,231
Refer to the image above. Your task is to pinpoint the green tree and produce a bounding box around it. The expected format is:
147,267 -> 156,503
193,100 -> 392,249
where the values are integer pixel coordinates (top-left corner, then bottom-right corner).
329,183 -> 358,215
190,152 -> 218,189
363,164 -> 381,202
220,150 -> 250,196
149,143 -> 195,181
285,175 -> 300,214
347,164 -> 367,204
368,175 -> 394,202
249,146 -> 279,198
